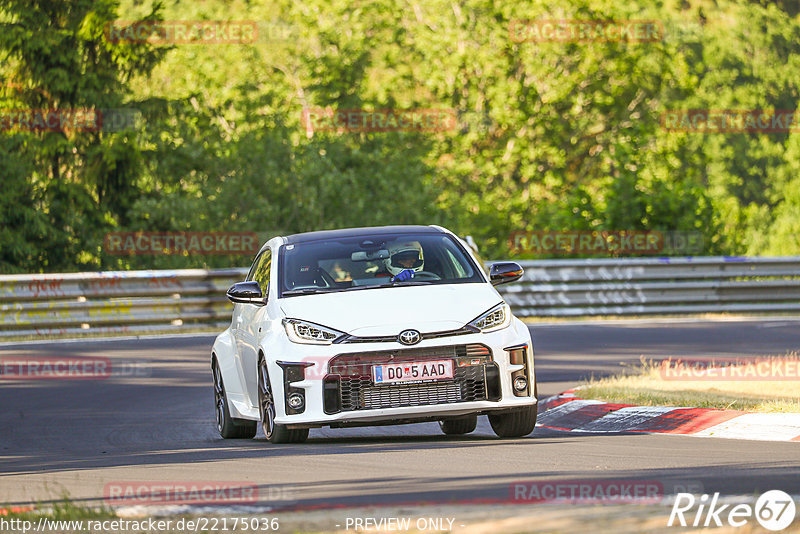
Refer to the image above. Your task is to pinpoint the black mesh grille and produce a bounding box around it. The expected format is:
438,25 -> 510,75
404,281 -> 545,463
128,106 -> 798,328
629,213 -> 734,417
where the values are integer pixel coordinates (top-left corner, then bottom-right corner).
328,344 -> 492,412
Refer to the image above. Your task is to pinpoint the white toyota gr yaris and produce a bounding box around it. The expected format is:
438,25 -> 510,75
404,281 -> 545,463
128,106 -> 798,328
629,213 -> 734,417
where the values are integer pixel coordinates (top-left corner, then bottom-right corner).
211,225 -> 537,443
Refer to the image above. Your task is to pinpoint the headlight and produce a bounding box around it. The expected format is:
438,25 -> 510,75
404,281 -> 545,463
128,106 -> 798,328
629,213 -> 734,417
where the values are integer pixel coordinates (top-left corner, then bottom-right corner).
468,303 -> 511,332
282,318 -> 345,345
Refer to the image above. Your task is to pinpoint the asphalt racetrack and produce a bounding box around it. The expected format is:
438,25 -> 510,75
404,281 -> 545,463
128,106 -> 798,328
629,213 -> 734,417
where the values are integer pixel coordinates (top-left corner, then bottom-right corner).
1,318 -> 799,512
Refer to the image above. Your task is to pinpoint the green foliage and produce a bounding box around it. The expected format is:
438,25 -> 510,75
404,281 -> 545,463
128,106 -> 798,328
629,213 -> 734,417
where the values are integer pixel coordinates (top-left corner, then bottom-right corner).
0,0 -> 164,271
1,0 -> 800,272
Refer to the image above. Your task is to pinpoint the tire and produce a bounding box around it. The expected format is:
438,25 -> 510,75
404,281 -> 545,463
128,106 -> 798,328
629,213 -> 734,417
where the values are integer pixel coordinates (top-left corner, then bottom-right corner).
488,381 -> 538,438
213,360 -> 257,439
439,414 -> 478,435
258,355 -> 309,444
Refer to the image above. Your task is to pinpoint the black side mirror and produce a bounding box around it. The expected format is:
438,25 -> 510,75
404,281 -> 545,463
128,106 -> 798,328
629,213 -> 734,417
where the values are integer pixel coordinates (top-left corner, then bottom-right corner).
226,281 -> 266,305
489,262 -> 524,286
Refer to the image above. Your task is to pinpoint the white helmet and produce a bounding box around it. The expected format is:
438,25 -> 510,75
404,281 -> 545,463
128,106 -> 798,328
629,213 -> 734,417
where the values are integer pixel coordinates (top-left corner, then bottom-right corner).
384,241 -> 424,276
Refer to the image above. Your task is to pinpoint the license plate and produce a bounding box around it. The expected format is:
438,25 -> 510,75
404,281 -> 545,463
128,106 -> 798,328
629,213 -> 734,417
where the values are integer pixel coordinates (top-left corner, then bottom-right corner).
372,360 -> 454,385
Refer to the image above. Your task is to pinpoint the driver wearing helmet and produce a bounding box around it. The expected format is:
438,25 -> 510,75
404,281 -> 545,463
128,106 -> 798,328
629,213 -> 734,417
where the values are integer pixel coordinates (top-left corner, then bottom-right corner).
384,241 -> 424,282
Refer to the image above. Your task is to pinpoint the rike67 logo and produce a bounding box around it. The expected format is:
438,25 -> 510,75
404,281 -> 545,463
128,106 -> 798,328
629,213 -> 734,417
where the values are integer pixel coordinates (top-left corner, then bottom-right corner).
669,490 -> 796,531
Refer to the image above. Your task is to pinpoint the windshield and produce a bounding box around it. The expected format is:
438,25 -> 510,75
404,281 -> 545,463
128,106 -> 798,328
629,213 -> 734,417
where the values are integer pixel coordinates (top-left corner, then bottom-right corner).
279,233 -> 483,296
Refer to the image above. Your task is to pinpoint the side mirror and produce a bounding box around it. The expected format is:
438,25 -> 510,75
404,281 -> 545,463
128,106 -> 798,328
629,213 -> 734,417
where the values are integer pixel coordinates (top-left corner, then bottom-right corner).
489,262 -> 524,286
227,281 -> 266,305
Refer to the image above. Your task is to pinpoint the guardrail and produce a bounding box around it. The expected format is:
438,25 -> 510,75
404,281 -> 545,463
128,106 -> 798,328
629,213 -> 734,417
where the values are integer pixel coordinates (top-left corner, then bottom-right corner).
1,256 -> 798,338
504,256 -> 800,316
0,268 -> 247,338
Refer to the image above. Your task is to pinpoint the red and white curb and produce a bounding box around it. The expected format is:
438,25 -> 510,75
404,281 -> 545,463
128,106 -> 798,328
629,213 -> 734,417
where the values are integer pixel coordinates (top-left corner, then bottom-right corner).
537,391 -> 800,442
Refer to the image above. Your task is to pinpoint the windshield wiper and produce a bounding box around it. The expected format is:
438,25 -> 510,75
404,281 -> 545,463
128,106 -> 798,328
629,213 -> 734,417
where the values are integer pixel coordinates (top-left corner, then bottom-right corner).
284,281 -> 434,296
376,280 -> 434,288
282,287 -> 343,296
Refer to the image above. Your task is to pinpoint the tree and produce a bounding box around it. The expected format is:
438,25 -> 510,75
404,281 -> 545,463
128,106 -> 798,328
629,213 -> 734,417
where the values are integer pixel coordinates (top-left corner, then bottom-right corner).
0,0 -> 164,272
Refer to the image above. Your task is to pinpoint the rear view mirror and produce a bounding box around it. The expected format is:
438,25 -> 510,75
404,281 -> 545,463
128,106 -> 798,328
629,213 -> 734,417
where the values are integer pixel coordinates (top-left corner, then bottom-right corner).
226,281 -> 266,305
351,249 -> 389,262
489,262 -> 524,286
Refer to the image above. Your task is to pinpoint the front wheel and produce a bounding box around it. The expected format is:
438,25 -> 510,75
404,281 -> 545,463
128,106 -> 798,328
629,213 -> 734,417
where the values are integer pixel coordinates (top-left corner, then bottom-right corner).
488,404 -> 538,438
488,381 -> 538,438
213,360 -> 256,439
258,356 -> 308,444
439,415 -> 478,435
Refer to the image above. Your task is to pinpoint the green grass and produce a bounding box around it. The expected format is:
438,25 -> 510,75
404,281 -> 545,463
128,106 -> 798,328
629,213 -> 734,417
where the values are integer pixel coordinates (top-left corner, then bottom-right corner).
1,498 -> 114,521
577,355 -> 800,413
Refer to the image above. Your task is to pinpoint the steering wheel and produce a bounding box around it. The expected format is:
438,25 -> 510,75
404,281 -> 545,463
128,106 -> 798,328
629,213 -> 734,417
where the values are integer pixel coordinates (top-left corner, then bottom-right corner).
411,271 -> 441,281
316,268 -> 337,288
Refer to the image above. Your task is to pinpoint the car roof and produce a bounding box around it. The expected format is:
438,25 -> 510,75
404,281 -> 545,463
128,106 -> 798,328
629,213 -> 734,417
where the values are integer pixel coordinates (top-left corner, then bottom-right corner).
283,225 -> 444,245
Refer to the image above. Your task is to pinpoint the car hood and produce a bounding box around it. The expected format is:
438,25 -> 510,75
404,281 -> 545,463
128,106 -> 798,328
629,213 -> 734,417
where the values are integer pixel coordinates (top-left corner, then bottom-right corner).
279,283 -> 503,336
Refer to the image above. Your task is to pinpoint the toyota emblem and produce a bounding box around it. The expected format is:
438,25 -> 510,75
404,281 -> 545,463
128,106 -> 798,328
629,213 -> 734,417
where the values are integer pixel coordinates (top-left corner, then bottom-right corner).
398,329 -> 421,345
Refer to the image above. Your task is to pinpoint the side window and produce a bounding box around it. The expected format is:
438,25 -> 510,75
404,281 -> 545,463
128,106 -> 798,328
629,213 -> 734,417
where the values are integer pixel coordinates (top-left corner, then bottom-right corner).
247,249 -> 272,290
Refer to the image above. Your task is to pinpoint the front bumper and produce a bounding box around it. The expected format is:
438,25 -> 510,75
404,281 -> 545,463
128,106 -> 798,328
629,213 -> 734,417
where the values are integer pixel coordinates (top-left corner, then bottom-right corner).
265,317 -> 535,427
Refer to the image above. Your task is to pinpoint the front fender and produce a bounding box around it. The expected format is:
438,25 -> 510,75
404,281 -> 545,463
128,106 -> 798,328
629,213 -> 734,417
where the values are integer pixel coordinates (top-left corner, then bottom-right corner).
212,328 -> 259,421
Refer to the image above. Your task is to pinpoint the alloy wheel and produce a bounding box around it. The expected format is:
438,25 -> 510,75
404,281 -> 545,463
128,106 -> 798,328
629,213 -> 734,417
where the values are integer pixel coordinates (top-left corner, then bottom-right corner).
213,364 -> 225,433
258,359 -> 276,439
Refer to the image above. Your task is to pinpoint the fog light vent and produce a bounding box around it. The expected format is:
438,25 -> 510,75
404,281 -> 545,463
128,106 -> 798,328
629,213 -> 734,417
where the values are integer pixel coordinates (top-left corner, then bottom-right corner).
505,344 -> 531,397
